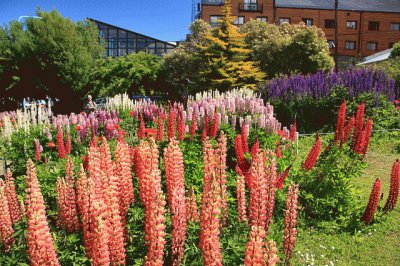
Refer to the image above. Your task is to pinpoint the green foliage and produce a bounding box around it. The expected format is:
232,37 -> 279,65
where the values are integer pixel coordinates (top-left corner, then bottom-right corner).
0,9 -> 104,112
90,52 -> 170,98
241,20 -> 334,78
164,1 -> 264,94
375,57 -> 400,89
390,42 -> 400,58
272,86 -> 400,133
293,145 -> 367,229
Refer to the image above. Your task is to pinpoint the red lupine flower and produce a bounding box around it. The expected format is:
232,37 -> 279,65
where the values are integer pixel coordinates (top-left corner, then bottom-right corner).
383,160 -> 400,212
250,138 -> 260,158
334,100 -> 346,145
65,132 -> 72,155
0,179 -> 15,252
276,165 -> 292,190
244,225 -> 266,265
352,102 -> 365,149
25,160 -> 60,265
361,178 -> 381,224
189,110 -> 197,141
186,187 -> 199,223
4,169 -> 23,224
57,125 -> 66,159
302,134 -> 322,171
138,114 -> 146,139
275,141 -> 282,159
278,130 -> 285,139
201,111 -> 209,143
34,139 -> 41,161
236,173 -> 247,223
167,107 -> 177,141
75,125 -> 81,131
47,142 -> 56,148
177,108 -> 186,141
283,183 -> 299,265
210,107 -> 219,138
156,115 -> 165,141
362,118 -> 373,156
164,139 -> 187,266
241,124 -> 249,153
216,132 -> 228,226
290,120 -> 297,142
341,115 -> 355,145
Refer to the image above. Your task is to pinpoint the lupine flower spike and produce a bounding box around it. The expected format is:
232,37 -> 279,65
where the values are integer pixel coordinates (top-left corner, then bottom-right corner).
0,179 -> 15,252
302,134 -> 321,171
334,100 -> 346,145
283,184 -> 299,265
361,178 -> 381,224
383,160 -> 400,212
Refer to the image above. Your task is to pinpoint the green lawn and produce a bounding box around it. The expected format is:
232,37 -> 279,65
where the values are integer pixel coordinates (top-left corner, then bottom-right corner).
292,132 -> 400,266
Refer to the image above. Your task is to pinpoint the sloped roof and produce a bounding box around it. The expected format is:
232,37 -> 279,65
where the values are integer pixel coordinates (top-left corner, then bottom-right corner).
275,0 -> 400,13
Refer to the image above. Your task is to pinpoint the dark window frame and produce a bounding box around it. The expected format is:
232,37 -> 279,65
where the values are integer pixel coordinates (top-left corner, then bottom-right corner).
325,19 -> 336,29
368,21 -> 380,31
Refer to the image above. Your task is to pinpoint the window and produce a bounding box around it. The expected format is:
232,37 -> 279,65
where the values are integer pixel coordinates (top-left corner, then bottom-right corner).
345,41 -> 356,50
327,40 -> 335,49
368,21 -> 380,31
256,17 -> 268,22
279,18 -> 290,25
244,0 -> 257,11
234,16 -> 245,25
210,15 -> 222,26
325,19 -> 336,28
391,23 -> 400,31
302,18 -> 313,26
367,42 -> 378,51
346,21 -> 357,29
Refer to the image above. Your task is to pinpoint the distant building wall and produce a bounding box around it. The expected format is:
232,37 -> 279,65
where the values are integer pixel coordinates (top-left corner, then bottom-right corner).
199,0 -> 400,58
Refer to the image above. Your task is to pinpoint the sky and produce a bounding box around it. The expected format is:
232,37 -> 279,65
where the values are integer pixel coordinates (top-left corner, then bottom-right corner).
0,0 -> 193,41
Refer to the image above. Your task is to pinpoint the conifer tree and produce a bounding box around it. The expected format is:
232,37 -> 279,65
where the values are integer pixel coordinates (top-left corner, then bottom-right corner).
196,0 -> 265,91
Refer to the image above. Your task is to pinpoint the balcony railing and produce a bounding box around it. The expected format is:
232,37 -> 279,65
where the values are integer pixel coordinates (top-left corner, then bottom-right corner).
202,0 -> 224,5
238,3 -> 263,13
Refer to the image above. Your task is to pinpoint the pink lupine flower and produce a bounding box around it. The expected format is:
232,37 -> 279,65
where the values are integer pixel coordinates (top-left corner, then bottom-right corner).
236,173 -> 247,223
0,179 -> 15,252
4,169 -> 23,224
25,160 -> 60,265
186,187 -> 199,223
34,139 -> 41,161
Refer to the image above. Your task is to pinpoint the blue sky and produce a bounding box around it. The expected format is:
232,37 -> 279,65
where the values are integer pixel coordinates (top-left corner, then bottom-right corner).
0,0 -> 192,41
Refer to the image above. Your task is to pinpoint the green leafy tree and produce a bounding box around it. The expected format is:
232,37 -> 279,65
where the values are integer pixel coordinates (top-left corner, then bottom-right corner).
390,42 -> 400,58
163,19 -> 212,95
0,9 -> 104,112
195,0 -> 265,91
241,20 -> 334,78
90,52 -> 169,97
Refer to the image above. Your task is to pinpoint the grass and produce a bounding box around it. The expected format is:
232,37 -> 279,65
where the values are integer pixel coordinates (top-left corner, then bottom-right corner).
292,132 -> 400,266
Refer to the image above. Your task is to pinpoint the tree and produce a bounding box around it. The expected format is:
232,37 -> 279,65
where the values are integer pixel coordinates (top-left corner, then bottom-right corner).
0,9 -> 104,112
195,0 -> 265,91
163,19 -> 212,95
241,20 -> 334,78
90,52 -> 170,98
390,42 -> 400,58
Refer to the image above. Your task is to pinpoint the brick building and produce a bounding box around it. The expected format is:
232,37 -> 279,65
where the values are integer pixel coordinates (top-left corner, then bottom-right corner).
197,0 -> 400,59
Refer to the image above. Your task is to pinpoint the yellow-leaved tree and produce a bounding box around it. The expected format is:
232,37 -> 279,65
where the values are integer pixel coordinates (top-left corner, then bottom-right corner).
195,0 -> 265,91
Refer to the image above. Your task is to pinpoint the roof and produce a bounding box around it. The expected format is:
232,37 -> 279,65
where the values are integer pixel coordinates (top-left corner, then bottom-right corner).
358,48 -> 393,65
88,18 -> 177,47
275,0 -> 400,13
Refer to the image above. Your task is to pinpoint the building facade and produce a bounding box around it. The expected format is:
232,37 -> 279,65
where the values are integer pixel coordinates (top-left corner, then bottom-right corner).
198,0 -> 400,58
90,18 -> 177,57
